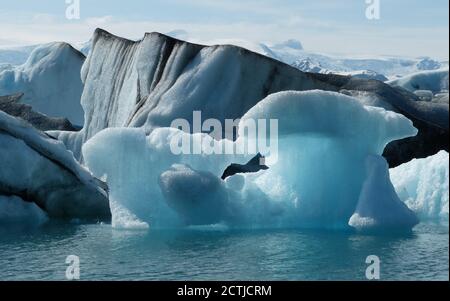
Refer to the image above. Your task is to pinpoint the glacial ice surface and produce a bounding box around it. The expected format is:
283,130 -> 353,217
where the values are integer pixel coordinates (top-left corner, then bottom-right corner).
390,151 -> 449,221
0,111 -> 110,220
349,155 -> 419,231
83,90 -> 418,230
388,68 -> 449,94
0,43 -> 85,125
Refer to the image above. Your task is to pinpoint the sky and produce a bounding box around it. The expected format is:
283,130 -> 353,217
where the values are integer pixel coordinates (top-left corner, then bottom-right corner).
0,0 -> 448,60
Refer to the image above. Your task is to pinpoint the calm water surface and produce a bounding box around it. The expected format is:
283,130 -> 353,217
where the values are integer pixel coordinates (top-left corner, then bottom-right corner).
0,222 -> 448,280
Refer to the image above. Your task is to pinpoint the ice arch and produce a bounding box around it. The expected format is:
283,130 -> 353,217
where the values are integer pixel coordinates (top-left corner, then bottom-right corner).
82,90 -> 419,230
240,90 -> 419,229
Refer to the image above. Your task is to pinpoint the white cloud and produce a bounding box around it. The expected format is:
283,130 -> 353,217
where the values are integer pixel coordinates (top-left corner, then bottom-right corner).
31,13 -> 59,24
85,16 -> 115,26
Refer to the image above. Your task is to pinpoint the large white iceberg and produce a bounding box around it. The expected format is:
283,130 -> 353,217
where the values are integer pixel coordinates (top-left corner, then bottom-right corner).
240,90 -> 418,229
82,90 -> 418,231
0,43 -> 85,125
390,151 -> 449,221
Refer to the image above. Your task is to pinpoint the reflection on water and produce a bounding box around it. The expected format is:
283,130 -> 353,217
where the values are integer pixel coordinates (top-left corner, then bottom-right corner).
0,222 -> 448,280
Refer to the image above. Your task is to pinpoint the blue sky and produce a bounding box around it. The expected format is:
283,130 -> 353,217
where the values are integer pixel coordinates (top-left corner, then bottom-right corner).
0,0 -> 448,59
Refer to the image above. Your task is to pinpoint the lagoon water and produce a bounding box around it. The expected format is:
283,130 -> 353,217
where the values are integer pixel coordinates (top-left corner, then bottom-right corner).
0,222 -> 448,280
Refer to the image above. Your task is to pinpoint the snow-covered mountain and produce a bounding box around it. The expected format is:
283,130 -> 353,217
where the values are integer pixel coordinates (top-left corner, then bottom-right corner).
0,42 -> 85,125
292,58 -> 388,81
291,58 -> 327,73
262,40 -> 445,80
288,53 -> 445,80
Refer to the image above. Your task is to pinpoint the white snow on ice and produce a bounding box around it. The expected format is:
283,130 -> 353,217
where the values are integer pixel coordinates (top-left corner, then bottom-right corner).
0,43 -> 85,125
390,151 -> 449,221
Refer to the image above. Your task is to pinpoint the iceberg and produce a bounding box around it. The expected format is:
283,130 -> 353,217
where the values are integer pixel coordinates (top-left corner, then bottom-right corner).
239,90 -> 418,229
82,90 -> 418,230
0,42 -> 85,125
53,29 -> 447,169
54,29 -> 333,160
335,78 -> 448,167
0,93 -> 79,131
388,68 -> 449,94
349,155 -> 419,231
82,127 -> 185,228
0,111 -> 110,221
0,195 -> 48,226
159,164 -> 237,226
390,151 -> 449,221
